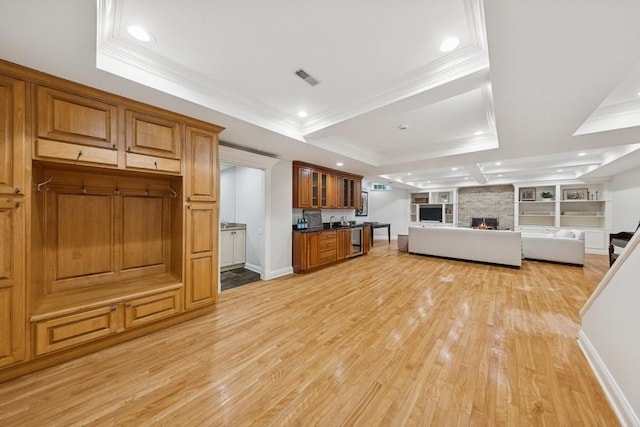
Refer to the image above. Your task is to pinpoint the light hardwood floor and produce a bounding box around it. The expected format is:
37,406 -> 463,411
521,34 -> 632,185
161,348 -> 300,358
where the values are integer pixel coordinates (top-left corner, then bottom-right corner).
0,243 -> 617,426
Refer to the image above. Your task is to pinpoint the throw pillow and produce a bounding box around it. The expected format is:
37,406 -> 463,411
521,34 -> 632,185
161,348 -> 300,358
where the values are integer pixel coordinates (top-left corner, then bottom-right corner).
556,229 -> 575,238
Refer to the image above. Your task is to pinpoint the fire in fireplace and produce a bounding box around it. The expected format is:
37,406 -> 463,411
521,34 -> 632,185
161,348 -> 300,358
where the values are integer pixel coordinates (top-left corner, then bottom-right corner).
471,217 -> 499,229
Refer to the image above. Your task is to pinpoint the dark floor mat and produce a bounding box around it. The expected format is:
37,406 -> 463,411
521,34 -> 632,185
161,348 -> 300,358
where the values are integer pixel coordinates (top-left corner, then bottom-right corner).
221,268 -> 261,291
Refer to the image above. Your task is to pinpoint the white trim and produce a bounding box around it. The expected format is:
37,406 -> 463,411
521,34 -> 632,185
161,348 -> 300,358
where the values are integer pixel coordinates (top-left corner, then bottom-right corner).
264,266 -> 294,280
577,330 -> 639,426
244,263 -> 261,274
219,145 -> 281,281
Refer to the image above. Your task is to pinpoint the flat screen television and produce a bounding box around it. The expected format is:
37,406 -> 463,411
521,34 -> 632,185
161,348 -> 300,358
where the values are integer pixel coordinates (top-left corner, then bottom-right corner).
419,205 -> 443,222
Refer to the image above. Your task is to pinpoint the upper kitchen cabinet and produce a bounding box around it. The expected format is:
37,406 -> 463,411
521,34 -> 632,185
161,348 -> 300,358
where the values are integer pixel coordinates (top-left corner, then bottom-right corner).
292,161 -> 362,209
185,125 -> 221,202
293,163 -> 313,208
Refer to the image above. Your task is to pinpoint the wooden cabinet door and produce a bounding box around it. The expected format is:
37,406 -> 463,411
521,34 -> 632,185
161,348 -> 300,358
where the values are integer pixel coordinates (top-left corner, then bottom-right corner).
354,180 -> 362,210
0,76 -> 25,196
185,126 -> 218,202
125,109 -> 182,159
293,165 -> 313,208
325,173 -> 336,208
0,204 -> 25,367
185,203 -> 218,309
35,86 -> 118,150
0,75 -> 25,368
336,229 -> 351,260
334,175 -> 343,208
306,233 -> 321,269
363,226 -> 371,254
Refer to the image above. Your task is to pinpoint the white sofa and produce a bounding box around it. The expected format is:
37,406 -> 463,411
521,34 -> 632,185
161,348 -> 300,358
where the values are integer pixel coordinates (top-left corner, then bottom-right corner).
408,226 -> 522,267
522,229 -> 585,265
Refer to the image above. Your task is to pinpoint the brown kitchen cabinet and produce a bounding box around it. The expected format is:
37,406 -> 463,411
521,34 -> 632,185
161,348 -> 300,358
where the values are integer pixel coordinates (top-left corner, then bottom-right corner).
293,227 -> 367,273
292,161 -> 362,209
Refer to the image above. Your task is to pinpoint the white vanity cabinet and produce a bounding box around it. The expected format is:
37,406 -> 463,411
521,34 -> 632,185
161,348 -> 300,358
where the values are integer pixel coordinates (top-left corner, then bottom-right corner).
220,226 -> 246,271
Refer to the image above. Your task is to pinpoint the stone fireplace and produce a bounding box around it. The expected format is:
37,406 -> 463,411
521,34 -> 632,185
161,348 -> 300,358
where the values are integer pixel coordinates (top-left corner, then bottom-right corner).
457,185 -> 514,230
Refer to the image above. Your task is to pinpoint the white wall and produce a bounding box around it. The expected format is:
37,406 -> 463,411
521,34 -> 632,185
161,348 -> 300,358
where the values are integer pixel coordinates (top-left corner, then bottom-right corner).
268,160 -> 293,278
219,165 -> 236,223
609,166 -> 640,232
234,166 -> 264,273
362,186 -> 411,240
580,232 -> 640,425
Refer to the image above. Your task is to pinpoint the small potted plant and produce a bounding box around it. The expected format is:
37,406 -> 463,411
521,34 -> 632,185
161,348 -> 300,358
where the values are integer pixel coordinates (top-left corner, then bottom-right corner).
540,191 -> 554,200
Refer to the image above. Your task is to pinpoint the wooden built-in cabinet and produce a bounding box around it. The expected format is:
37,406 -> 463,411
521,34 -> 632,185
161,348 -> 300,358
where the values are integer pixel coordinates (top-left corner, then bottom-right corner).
293,227 -> 368,273
0,58 -> 223,381
0,75 -> 26,368
292,161 -> 363,209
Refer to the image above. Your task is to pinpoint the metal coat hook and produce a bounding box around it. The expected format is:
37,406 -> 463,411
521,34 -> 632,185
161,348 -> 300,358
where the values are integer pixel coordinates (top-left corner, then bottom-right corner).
168,186 -> 177,198
144,188 -> 149,197
35,176 -> 53,192
114,186 -> 120,196
80,184 -> 87,194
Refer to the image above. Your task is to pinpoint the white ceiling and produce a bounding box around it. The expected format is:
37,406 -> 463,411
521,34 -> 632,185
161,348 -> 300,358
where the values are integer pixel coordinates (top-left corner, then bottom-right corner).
1,0 -> 640,190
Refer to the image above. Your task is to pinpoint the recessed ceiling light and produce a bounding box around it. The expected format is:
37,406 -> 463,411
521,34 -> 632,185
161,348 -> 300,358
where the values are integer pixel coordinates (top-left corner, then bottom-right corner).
473,131 -> 484,136
407,172 -> 412,176
127,25 -> 152,42
495,162 -> 501,166
451,167 -> 458,171
464,177 -> 469,180
427,180 -> 431,184
440,37 -> 460,53
336,162 -> 343,167
297,110 -> 308,118
578,152 -> 587,157
557,169 -> 564,172
637,91 -> 640,96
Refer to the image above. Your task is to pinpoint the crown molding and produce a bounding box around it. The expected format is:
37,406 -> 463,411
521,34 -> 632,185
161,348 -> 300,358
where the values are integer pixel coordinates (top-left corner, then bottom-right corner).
302,47 -> 489,135
574,99 -> 640,136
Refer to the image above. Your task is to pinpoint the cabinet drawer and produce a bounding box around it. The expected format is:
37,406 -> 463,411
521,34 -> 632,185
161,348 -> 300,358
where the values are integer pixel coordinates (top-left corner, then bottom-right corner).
319,239 -> 337,251
320,231 -> 336,241
319,250 -> 337,264
125,289 -> 182,329
126,152 -> 181,174
35,305 -> 119,356
36,139 -> 118,166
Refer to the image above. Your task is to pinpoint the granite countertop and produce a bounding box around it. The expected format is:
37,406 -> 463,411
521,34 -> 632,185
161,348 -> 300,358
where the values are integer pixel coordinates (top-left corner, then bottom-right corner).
293,223 -> 367,233
221,222 -> 246,231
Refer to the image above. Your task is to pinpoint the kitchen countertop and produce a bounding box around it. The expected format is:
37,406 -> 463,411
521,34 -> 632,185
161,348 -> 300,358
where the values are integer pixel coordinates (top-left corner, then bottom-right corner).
292,223 -> 369,233
221,223 -> 246,231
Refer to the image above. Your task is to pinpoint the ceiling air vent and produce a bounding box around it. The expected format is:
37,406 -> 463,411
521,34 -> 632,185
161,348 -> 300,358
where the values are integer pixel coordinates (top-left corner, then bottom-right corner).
295,68 -> 319,86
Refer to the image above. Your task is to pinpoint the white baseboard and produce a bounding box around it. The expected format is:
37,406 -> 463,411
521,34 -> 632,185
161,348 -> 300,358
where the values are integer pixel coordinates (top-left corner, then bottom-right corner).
244,263 -> 261,274
577,329 -> 639,426
264,266 -> 293,280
